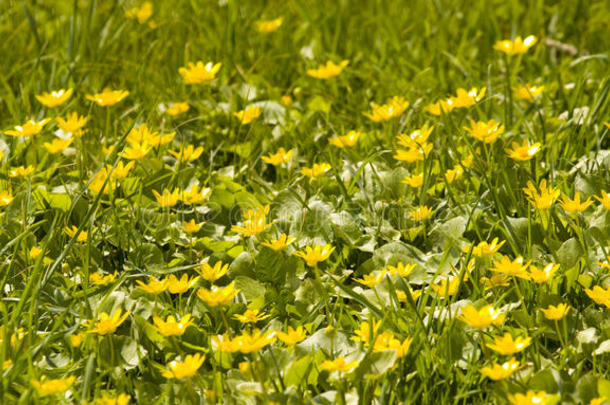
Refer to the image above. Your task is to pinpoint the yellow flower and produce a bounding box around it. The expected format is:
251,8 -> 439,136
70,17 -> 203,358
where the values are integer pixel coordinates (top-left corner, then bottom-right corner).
69,332 -> 83,348
396,124 -> 434,148
43,137 -> 73,154
444,165 -> 464,184
505,140 -> 541,161
197,261 -> 229,282
262,147 -> 293,166
293,244 -> 335,267
108,161 -> 135,180
481,274 -> 512,290
152,188 -> 181,207
393,143 -> 433,162
465,237 -> 505,257
425,98 -> 455,115
152,314 -> 193,337
180,184 -> 212,205
559,192 -> 593,214
479,357 -> 520,380
457,304 -> 505,328
363,96 -> 409,122
56,112 -> 88,134
4,118 -> 51,137
234,106 -> 262,124
386,262 -> 416,277
464,119 -> 504,144
0,191 -> 13,206
402,173 -> 424,188
306,60 -> 349,79
354,270 -> 388,288
540,303 -> 570,320
371,332 -> 413,358
351,320 -> 382,344
90,271 -> 118,286
260,233 -> 296,250
35,88 -> 73,108
197,282 -> 240,306
31,376 -> 76,396
86,89 -> 129,106
165,274 -> 199,294
528,263 -> 559,283
126,1 -> 153,24
516,85 -> 545,101
183,219 -> 203,234
94,392 -> 131,405
451,87 -> 486,108
30,246 -> 43,259
211,333 -> 240,352
430,275 -> 461,297
301,163 -> 331,177
486,332 -> 532,355
122,142 -> 152,160
231,205 -> 271,236
523,179 -> 560,210
490,255 -> 531,279
166,102 -> 190,116
281,95 -> 293,107
136,276 -> 168,295
585,285 -> 610,307
255,17 -> 283,33
329,130 -> 360,148
508,391 -> 551,405
179,61 -> 222,84
64,225 -> 88,242
232,329 -> 276,353
232,309 -> 270,324
408,205 -> 433,221
321,357 -> 358,372
169,144 -> 204,162
494,35 -> 538,55
276,326 -> 307,346
595,190 -> 610,209
88,168 -> 112,195
8,165 -> 35,178
589,398 -> 607,405
86,309 -> 130,335
162,353 -> 205,379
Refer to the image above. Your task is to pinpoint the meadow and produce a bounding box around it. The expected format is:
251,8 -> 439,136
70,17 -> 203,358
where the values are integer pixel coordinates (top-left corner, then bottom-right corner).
1,0 -> 610,403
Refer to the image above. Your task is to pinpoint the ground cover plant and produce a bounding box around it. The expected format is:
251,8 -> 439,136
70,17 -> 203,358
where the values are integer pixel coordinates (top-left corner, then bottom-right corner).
1,0 -> 610,403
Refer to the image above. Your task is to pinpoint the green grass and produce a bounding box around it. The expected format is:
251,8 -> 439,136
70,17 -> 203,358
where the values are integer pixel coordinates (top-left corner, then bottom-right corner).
0,0 -> 610,403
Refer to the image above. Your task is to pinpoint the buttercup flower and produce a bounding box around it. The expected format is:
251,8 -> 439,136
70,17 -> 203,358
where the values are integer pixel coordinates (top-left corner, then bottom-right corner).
181,184 -> 211,205
329,130 -> 360,149
166,274 -> 199,294
31,376 -> 76,396
35,88 -> 73,107
152,188 -> 181,207
465,237 -> 505,257
255,17 -> 283,33
505,140 -> 541,161
494,35 -> 538,55
152,314 -> 194,337
451,87 -> 486,108
293,244 -> 335,267
516,85 -> 544,100
64,225 -> 88,242
86,89 -> 129,106
136,276 -> 168,295
301,162 -> 331,177
276,326 -> 307,346
94,393 -> 131,405
363,96 -> 409,122
179,61 -> 222,84
486,332 -> 532,355
585,285 -> 610,307
43,138 -> 73,154
197,282 -> 240,306
197,260 -> 229,282
233,309 -> 270,324
490,255 -> 531,279
457,304 -> 505,328
162,353 -> 205,379
559,192 -> 593,214
508,390 -> 551,405
56,112 -> 88,134
231,205 -> 271,236
126,1 -> 153,24
321,357 -> 358,372
183,219 -> 203,234
5,118 -> 51,137
90,271 -> 117,286
402,173 -> 424,188
595,190 -> 610,209
166,102 -> 190,116
464,119 -> 504,144
479,358 -> 520,380
9,165 -> 35,178
169,144 -> 204,162
307,60 -> 349,79
523,180 -> 560,210
528,263 -> 559,283
260,233 -> 296,251
86,309 -> 130,335
409,205 -> 433,221
540,303 -> 570,320
262,147 -> 293,166
234,106 -> 262,124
